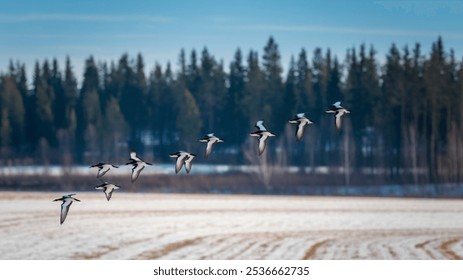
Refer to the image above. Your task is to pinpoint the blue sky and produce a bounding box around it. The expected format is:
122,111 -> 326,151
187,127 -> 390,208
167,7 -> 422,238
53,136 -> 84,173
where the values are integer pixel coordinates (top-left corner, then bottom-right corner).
1,0 -> 463,83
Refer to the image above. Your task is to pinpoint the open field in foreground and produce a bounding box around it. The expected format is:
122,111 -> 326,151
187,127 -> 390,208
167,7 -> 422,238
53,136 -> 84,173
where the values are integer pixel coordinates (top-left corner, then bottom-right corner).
0,191 -> 462,260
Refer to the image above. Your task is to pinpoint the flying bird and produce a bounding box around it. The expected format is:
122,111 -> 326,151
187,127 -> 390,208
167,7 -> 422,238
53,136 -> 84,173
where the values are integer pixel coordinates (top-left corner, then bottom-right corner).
288,113 -> 313,141
125,151 -> 152,182
199,133 -> 224,159
52,194 -> 80,225
90,163 -> 118,178
326,101 -> 350,131
249,120 -> 275,156
169,151 -> 197,174
95,181 -> 121,201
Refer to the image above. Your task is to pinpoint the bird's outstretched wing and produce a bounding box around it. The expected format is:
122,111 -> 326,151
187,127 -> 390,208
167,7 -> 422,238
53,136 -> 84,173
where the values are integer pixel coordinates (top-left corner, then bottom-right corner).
131,164 -> 145,182
258,134 -> 269,155
184,155 -> 196,174
105,188 -> 113,201
205,141 -> 214,159
97,165 -> 111,178
175,154 -> 187,174
60,200 -> 72,225
296,122 -> 306,141
335,111 -> 343,131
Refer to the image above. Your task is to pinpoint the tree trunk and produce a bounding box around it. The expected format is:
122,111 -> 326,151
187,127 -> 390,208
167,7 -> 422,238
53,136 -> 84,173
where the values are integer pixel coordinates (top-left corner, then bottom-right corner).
343,122 -> 351,186
408,125 -> 418,185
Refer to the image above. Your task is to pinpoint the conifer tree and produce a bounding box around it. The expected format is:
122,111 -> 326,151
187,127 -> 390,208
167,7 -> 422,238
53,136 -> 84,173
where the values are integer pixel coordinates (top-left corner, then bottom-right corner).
0,65 -> 26,152
117,53 -> 147,152
311,48 -> 327,121
0,109 -> 11,149
187,49 -> 201,99
175,88 -> 202,149
161,62 -> 176,154
295,48 -> 316,166
381,44 -> 405,177
178,49 -> 187,82
63,56 -> 78,131
198,47 -> 216,133
224,49 -> 247,152
76,56 -> 102,161
211,59 -> 227,138
102,96 -> 127,160
262,36 -> 284,134
243,50 -> 264,125
34,60 -> 56,147
148,63 -> 164,156
345,44 -> 381,169
296,48 -> 313,113
424,37 -> 447,183
284,56 -> 298,116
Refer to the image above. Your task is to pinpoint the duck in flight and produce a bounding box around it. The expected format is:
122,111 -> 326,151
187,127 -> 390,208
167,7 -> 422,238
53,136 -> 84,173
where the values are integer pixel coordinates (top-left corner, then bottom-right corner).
95,181 -> 121,201
52,194 -> 80,225
288,113 -> 313,142
326,101 -> 350,131
125,151 -> 152,182
169,151 -> 197,174
90,163 -> 118,178
249,120 -> 275,156
199,133 -> 224,159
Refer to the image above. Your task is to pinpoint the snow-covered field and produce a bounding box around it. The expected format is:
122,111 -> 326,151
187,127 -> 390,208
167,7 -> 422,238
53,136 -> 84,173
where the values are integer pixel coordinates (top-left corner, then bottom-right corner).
0,191 -> 462,260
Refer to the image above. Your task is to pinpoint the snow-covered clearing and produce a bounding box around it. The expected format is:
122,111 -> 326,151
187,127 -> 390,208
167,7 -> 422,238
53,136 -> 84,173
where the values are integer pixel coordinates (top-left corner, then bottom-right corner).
0,192 -> 462,260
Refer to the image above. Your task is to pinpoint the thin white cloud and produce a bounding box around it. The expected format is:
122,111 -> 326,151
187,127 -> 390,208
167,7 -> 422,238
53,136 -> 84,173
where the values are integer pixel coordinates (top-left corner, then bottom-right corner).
237,24 -> 463,39
374,1 -> 463,16
0,13 -> 172,23
0,33 -> 160,39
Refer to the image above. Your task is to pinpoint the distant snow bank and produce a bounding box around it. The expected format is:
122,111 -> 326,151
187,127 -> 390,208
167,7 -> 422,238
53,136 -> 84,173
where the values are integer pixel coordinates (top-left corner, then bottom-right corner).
1,165 -> 462,198
0,164 -> 244,176
0,164 -> 331,176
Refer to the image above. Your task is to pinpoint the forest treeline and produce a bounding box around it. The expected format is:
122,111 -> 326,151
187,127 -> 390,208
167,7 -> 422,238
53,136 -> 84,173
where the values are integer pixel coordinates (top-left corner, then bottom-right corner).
1,36 -> 463,185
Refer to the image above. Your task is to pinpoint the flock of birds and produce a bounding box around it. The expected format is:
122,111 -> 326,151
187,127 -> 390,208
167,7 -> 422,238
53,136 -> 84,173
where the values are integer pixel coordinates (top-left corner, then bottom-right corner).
53,101 -> 350,224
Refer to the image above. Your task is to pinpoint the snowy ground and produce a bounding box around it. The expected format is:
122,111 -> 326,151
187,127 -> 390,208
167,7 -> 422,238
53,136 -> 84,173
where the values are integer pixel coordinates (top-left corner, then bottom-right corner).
0,191 -> 462,260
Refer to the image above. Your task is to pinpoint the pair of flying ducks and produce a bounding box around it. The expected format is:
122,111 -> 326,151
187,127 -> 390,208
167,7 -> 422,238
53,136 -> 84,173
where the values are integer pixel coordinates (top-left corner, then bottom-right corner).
90,151 -> 152,183
53,178 -> 123,223
168,133 -> 225,174
53,179 -> 122,224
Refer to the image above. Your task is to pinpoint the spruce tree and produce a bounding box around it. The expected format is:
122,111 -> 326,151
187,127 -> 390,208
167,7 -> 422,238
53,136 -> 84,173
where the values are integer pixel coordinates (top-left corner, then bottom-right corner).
262,36 -> 284,134
224,49 -> 247,152
63,56 -> 78,131
296,49 -> 312,114
198,47 -> 215,133
34,60 -> 56,147
76,56 -> 102,162
148,63 -> 164,157
243,50 -> 264,125
175,88 -> 202,149
102,96 -> 127,160
381,44 -> 405,177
